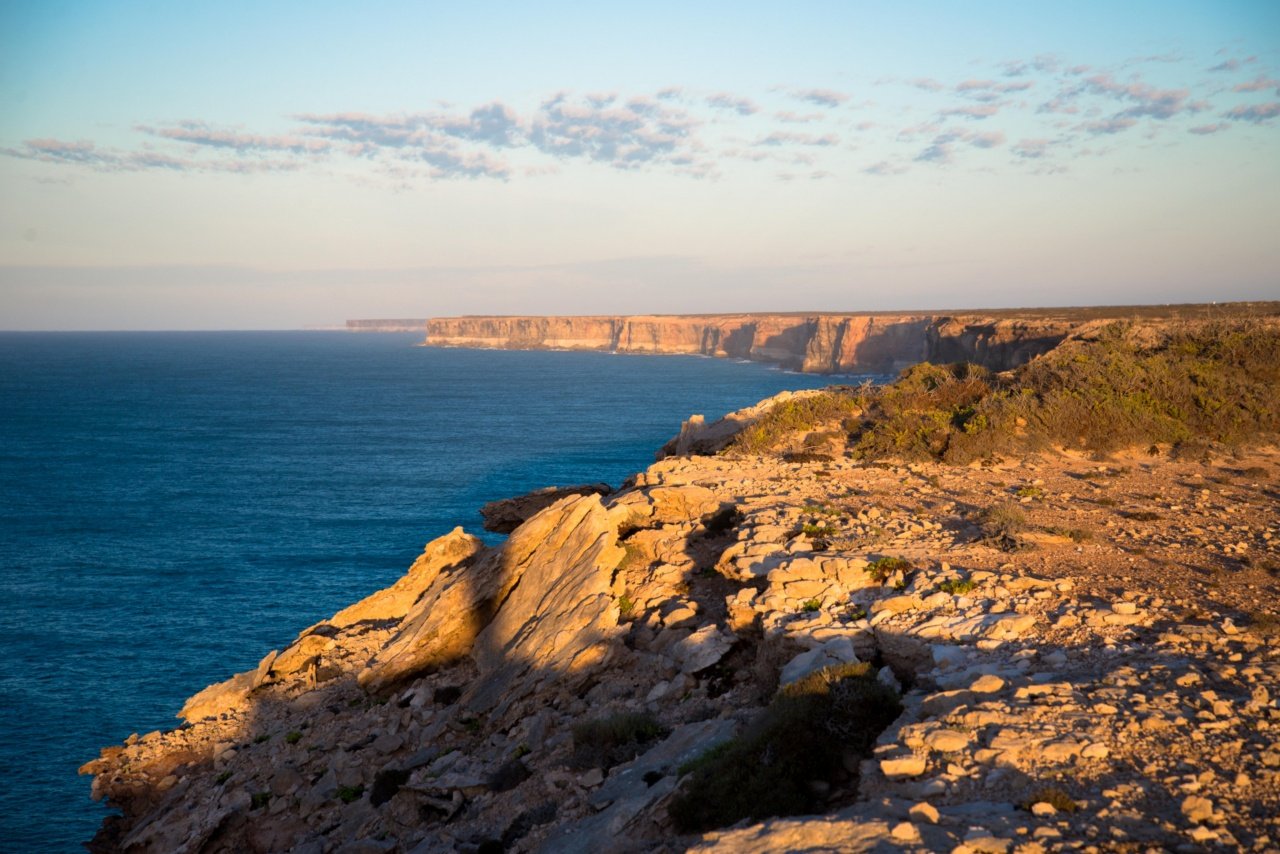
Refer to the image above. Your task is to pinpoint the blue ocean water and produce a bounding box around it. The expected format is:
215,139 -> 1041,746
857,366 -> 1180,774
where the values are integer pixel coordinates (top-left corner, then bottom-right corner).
0,331 -> 872,852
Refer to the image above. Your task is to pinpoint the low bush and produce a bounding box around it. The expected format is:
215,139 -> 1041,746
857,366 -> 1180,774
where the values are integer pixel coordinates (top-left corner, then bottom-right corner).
936,578 -> 977,595
731,390 -> 865,455
866,556 -> 911,583
571,712 -> 667,769
979,503 -> 1027,549
668,662 -> 902,833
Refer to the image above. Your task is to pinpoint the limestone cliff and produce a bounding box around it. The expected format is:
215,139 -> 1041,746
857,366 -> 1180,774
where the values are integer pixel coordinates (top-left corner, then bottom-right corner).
424,313 -> 1078,373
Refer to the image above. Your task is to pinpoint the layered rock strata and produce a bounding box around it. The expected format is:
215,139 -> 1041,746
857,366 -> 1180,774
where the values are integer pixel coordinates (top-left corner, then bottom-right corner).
424,314 -> 1076,373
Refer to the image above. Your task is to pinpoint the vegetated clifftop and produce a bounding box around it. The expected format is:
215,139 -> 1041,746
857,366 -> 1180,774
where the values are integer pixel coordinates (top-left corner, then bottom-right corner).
423,313 -> 1077,373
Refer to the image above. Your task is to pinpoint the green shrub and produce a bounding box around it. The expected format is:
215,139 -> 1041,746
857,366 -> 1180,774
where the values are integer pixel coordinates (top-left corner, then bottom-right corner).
571,712 -> 668,769
730,390 -> 865,454
866,556 -> 911,583
617,593 -> 636,620
979,503 -> 1027,547
285,730 -> 302,745
668,662 -> 902,832
936,578 -> 977,595
800,598 -> 822,613
800,523 -> 837,538
1020,786 -> 1079,813
336,784 -> 364,804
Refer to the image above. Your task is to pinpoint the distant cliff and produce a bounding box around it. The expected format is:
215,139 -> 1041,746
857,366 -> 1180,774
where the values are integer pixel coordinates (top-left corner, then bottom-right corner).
423,313 -> 1077,373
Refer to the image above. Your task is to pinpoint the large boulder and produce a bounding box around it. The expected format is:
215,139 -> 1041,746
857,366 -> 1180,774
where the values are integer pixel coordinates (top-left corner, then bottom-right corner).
359,494 -> 620,694
464,494 -> 625,717
480,483 -> 613,533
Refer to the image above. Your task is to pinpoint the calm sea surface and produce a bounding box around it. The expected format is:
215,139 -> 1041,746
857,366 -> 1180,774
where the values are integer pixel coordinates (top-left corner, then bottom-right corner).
0,331 -> 879,851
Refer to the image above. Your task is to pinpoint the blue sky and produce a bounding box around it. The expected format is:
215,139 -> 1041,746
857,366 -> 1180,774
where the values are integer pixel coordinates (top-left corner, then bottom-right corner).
1,1 -> 1277,328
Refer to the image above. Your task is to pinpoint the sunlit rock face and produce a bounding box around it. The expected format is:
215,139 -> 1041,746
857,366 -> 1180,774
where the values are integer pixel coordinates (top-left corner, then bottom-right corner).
424,313 -> 1075,373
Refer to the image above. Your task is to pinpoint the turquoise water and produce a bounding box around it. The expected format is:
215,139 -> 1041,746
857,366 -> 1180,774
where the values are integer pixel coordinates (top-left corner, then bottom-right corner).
0,332 -> 877,851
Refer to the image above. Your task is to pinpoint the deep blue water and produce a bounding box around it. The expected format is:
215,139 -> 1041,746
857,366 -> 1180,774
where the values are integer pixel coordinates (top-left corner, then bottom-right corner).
0,332 -> 868,852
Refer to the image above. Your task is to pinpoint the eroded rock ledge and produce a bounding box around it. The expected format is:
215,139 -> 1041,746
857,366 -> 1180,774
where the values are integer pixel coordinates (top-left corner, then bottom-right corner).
82,412 -> 1280,852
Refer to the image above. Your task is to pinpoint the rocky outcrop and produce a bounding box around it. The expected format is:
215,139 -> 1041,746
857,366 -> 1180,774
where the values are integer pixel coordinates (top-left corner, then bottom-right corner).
480,483 -> 613,534
425,313 -> 1075,373
82,398 -> 1280,853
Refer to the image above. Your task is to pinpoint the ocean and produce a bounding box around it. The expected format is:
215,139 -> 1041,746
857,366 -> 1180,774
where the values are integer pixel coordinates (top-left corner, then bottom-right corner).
0,331 -> 879,851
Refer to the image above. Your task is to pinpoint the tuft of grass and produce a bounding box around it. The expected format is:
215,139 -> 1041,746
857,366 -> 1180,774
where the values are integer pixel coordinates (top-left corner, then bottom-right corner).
1246,610 -> 1280,637
979,502 -> 1028,551
285,730 -> 302,745
1020,786 -> 1079,813
668,662 -> 902,833
1046,525 -> 1093,543
937,578 -> 977,595
800,523 -> 837,538
215,771 -> 232,785
800,598 -> 822,613
253,733 -> 270,744
571,712 -> 668,770
1015,485 -> 1044,499
251,792 -> 271,810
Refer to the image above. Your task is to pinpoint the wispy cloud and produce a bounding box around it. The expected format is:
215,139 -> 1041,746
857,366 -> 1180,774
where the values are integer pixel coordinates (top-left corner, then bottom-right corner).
754,131 -> 838,147
1082,117 -> 1138,135
790,88 -> 850,107
1011,138 -> 1051,158
1224,101 -> 1280,123
706,93 -> 759,115
1234,75 -> 1280,94
1188,123 -> 1230,135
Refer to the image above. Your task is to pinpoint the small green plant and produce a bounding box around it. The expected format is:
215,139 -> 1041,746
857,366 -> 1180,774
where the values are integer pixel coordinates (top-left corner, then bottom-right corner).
669,662 -> 902,833
253,733 -> 270,744
800,598 -> 822,613
617,593 -> 636,620
215,770 -> 232,785
571,712 -> 668,769
1020,786 -> 1079,813
937,578 -> 977,595
979,502 -> 1028,551
802,502 -> 840,516
460,716 -> 481,734
337,784 -> 364,804
512,743 -> 531,759
844,605 -> 868,621
285,730 -> 302,745
251,792 -> 271,810
1015,485 -> 1044,499
866,556 -> 911,583
800,523 -> 837,538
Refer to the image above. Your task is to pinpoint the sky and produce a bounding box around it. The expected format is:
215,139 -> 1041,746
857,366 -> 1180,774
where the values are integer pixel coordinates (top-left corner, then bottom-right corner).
1,1 -> 1278,329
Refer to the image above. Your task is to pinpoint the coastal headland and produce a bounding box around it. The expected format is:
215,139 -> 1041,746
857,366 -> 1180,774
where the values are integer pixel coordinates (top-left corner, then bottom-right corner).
85,308 -> 1280,852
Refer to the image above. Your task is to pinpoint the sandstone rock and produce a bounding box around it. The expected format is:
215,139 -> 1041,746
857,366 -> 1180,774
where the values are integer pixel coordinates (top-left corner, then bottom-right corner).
329,527 -> 484,627
1181,795 -> 1214,823
480,484 -> 612,534
463,495 -> 626,717
359,497 -> 614,693
670,625 -> 735,674
881,756 -> 927,779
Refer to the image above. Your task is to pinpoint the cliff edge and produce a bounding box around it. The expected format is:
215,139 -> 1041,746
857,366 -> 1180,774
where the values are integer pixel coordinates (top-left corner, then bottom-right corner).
423,312 -> 1073,373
